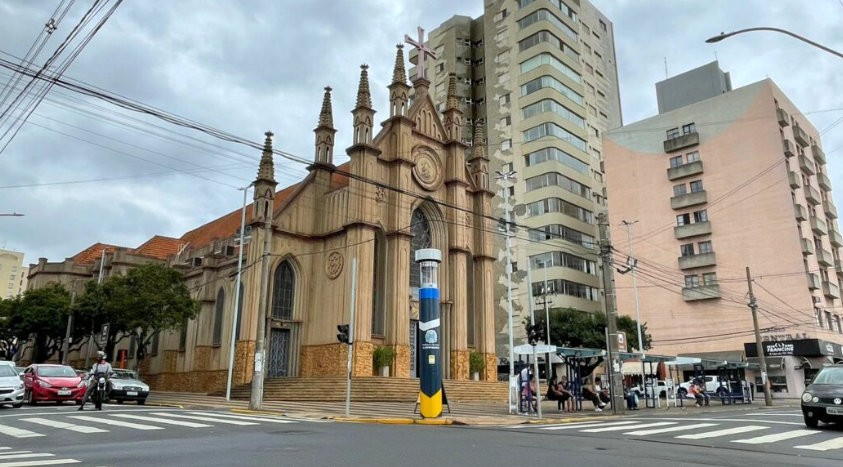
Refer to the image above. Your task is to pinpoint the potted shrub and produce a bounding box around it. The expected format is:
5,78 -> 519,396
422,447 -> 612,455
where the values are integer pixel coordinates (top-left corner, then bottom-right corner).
469,351 -> 485,381
373,346 -> 396,377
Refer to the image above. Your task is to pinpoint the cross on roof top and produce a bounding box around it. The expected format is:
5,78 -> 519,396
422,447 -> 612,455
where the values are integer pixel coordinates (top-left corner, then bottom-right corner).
404,26 -> 437,81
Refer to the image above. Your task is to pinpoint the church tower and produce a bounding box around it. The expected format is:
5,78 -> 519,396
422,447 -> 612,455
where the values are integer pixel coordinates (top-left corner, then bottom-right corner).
253,131 -> 277,222
313,86 -> 336,166
388,45 -> 410,118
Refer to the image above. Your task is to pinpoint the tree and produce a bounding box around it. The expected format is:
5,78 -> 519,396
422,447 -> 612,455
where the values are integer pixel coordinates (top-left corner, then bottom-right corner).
2,284 -> 72,362
74,263 -> 199,364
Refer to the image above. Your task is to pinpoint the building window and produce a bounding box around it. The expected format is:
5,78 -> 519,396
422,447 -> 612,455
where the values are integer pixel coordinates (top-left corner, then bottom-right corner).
666,127 -> 680,139
816,308 -> 824,328
212,288 -> 225,346
670,155 -> 683,168
522,99 -> 585,128
500,116 -> 511,127
518,9 -> 578,41
676,213 -> 690,226
684,275 -> 700,288
702,272 -> 717,285
501,139 -> 512,151
825,311 -> 834,331
524,147 -> 590,175
686,151 -> 700,163
409,209 -> 432,300
500,93 -> 510,105
372,230 -> 387,336
682,122 -> 696,134
694,210 -> 708,222
525,172 -> 591,199
271,261 -> 296,320
673,184 -> 687,196
680,243 -> 695,257
836,315 -> 843,334
690,180 -> 704,192
179,317 -> 188,352
698,241 -> 713,254
526,197 -> 594,224
436,63 -> 445,73
520,53 -> 582,84
521,75 -> 584,106
523,122 -> 587,151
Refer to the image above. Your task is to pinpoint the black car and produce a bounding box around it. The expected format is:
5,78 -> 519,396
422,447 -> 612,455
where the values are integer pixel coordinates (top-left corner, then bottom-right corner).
801,363 -> 843,428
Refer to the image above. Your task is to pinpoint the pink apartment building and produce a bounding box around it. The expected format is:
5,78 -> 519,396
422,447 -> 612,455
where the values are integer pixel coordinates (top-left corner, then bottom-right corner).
604,62 -> 843,396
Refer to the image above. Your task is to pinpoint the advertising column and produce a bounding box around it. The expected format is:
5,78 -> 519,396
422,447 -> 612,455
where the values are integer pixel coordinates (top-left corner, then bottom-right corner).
416,248 -> 442,418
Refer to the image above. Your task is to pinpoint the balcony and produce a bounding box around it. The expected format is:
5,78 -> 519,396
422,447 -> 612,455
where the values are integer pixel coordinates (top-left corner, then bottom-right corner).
788,171 -> 801,189
678,252 -> 716,270
799,154 -> 816,175
682,284 -> 721,301
836,259 -> 843,275
831,229 -> 843,247
776,108 -> 790,127
783,139 -> 795,158
805,185 -> 821,205
667,160 -> 704,181
801,238 -> 814,255
818,172 -> 832,191
824,199 -> 838,219
817,248 -> 834,266
674,221 -> 712,239
823,280 -> 840,299
663,132 -> 700,153
811,216 -> 828,235
793,125 -> 810,147
807,272 -> 820,290
670,190 -> 707,209
812,144 -> 826,165
794,203 -> 808,221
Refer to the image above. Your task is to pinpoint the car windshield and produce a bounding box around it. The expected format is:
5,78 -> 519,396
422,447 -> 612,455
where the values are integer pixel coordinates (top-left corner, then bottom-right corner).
112,370 -> 136,379
812,367 -> 843,385
0,366 -> 17,377
38,366 -> 77,378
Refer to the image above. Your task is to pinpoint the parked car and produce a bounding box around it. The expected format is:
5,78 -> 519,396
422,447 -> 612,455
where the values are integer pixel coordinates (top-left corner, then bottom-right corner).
22,364 -> 87,405
678,375 -> 726,399
107,369 -> 149,405
631,380 -> 668,398
801,363 -> 843,428
0,362 -> 24,408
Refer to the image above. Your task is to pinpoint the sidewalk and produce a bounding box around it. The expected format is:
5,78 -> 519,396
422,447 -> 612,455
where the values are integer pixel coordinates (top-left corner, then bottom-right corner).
146,392 -> 798,426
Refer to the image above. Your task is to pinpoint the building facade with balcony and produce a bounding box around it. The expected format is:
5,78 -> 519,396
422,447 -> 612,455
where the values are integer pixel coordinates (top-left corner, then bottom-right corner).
0,248 -> 27,299
604,62 -> 843,396
416,0 -> 622,358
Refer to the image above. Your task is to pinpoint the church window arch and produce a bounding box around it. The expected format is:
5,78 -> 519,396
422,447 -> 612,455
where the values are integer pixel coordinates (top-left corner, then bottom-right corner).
271,260 -> 296,320
213,288 -> 225,346
372,229 -> 387,336
409,209 -> 432,299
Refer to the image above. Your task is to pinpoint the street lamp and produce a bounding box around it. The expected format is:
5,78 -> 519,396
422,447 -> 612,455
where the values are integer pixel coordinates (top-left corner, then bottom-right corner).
706,27 -> 843,59
226,183 -> 253,401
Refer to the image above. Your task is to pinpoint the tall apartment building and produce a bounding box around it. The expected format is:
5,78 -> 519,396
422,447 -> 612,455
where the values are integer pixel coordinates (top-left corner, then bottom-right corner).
605,62 -> 843,395
0,248 -> 27,299
417,0 -> 622,357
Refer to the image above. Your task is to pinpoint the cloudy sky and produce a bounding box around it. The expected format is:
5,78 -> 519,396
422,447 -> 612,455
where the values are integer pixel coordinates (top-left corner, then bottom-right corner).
1,0 -> 842,267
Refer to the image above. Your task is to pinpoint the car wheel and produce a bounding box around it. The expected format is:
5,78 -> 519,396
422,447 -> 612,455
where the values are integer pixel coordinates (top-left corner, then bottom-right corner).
11,403 -> 21,409
677,388 -> 687,399
804,413 -> 819,429
137,399 -> 146,405
717,388 -> 727,399
55,401 -> 63,406
116,399 -> 124,404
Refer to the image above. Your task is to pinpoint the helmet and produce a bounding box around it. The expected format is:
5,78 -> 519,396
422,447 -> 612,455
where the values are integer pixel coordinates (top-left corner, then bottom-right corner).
97,351 -> 107,360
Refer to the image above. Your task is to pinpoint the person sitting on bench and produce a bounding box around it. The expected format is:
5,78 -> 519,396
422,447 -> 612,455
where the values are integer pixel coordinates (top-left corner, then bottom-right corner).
546,376 -> 574,411
582,377 -> 608,412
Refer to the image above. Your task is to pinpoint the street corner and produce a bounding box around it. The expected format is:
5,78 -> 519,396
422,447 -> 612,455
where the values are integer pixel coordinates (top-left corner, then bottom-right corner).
415,418 -> 453,425
332,416 -> 416,425
145,402 -> 185,409
230,408 -> 287,417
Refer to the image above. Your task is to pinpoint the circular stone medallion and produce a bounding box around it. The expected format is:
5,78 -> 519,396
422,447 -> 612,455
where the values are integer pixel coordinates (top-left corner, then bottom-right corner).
326,251 -> 344,279
412,150 -> 442,191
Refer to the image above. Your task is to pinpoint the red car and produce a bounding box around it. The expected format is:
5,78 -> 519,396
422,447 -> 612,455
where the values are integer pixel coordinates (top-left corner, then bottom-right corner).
22,364 -> 87,405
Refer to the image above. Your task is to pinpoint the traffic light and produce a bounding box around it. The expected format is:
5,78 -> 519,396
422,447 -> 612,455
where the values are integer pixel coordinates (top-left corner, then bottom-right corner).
527,324 -> 539,346
337,324 -> 350,344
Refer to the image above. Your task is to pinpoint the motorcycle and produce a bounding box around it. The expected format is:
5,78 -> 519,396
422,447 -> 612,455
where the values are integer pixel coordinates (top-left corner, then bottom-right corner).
90,375 -> 107,410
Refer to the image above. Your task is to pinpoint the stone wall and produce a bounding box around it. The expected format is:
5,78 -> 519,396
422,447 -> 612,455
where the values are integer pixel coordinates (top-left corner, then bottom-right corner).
450,350 -> 469,380
147,369 -> 228,393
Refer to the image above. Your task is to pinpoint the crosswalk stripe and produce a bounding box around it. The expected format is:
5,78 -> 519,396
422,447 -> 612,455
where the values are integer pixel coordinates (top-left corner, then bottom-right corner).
581,422 -> 676,433
109,414 -> 210,428
0,425 -> 44,439
794,436 -> 843,451
732,429 -> 820,444
150,412 -> 257,426
541,421 -> 637,431
20,419 -> 105,434
68,415 -> 164,431
0,459 -> 79,466
676,425 -> 769,440
625,423 -> 718,436
187,412 -> 295,424
0,454 -> 53,461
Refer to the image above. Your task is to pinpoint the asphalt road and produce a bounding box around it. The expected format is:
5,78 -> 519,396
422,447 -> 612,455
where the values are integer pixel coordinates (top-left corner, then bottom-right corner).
0,404 -> 839,466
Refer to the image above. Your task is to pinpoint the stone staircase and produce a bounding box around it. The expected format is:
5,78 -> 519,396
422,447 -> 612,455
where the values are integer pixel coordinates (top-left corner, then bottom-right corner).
223,377 -> 508,402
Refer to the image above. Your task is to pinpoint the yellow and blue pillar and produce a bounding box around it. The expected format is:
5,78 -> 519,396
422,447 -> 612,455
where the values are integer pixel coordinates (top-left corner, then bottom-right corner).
415,248 -> 442,418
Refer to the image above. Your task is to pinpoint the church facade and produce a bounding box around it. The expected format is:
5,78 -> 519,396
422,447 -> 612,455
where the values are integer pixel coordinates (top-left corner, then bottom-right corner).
27,43 -> 500,391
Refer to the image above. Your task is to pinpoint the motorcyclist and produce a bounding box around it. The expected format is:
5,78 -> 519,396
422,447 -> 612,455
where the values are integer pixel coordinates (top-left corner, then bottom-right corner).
78,351 -> 113,411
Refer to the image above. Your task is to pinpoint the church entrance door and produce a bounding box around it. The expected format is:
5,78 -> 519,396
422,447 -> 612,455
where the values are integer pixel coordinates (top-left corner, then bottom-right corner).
268,328 -> 290,377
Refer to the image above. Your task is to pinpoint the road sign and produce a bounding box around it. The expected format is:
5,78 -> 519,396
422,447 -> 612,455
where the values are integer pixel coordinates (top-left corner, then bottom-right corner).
100,323 -> 109,346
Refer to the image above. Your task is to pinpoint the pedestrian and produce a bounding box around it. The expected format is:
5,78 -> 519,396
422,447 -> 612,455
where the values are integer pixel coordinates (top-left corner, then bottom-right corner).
625,383 -> 639,410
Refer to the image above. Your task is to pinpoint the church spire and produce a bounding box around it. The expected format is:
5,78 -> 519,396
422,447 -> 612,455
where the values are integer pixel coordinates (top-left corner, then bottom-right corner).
443,72 -> 462,141
257,131 -> 275,182
388,44 -> 410,118
352,64 -> 375,145
314,86 -> 336,165
253,130 -> 278,223
468,122 -> 489,190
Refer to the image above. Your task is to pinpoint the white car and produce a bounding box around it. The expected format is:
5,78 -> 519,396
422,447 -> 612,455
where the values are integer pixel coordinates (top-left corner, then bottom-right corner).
0,361 -> 24,408
678,375 -> 727,398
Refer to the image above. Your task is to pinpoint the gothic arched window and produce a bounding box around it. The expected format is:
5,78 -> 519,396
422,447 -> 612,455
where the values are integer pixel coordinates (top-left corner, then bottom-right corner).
271,261 -> 295,320
372,229 -> 387,336
213,288 -> 225,346
409,209 -> 432,299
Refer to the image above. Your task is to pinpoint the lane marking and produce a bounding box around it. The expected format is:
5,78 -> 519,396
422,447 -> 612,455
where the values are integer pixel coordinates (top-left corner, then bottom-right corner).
625,423 -> 718,436
109,414 -> 210,428
150,412 -> 257,426
541,421 -> 637,431
732,429 -> 820,444
0,425 -> 44,439
0,454 -> 53,461
20,418 -> 105,434
677,425 -> 769,440
0,459 -> 80,466
794,436 -> 843,451
189,412 -> 295,424
581,422 -> 676,433
68,415 -> 163,431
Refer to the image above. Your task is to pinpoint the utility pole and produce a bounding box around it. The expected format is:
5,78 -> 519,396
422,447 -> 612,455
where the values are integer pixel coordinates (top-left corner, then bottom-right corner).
746,266 -> 773,406
538,262 -> 551,381
226,184 -> 252,401
250,210 -> 273,410
526,261 -> 542,419
62,288 -> 76,365
621,220 -> 646,382
598,213 -> 625,415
